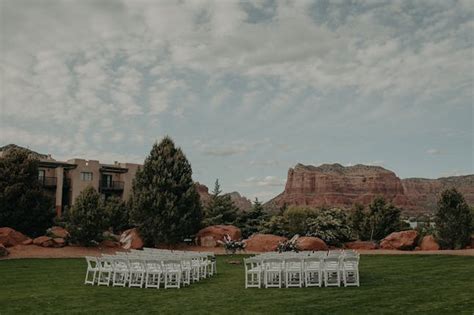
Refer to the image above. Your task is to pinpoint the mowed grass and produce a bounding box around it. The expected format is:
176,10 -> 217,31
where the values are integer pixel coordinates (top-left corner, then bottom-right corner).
0,255 -> 473,314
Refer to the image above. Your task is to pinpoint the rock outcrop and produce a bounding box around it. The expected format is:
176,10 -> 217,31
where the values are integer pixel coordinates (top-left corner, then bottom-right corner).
33,236 -> 54,247
266,163 -> 474,214
296,236 -> 328,251
0,227 -> 29,247
244,234 -> 287,252
380,230 -> 418,250
119,228 -> 144,250
419,235 -> 440,251
196,225 -> 242,247
196,183 -> 252,212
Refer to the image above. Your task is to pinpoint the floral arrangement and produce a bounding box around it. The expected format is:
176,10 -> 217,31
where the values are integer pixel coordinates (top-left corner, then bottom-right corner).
217,234 -> 246,254
277,234 -> 300,253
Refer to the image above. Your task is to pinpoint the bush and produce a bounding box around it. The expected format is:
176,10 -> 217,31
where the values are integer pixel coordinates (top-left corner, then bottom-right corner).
307,208 -> 353,246
104,196 -> 129,234
130,137 -> 202,246
66,186 -> 107,246
284,206 -> 318,235
435,188 -> 472,249
0,148 -> 54,237
260,214 -> 289,237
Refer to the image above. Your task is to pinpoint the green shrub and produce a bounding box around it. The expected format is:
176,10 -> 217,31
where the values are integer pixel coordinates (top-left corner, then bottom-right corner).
356,197 -> 403,241
284,206 -> 318,235
307,208 -> 353,246
66,186 -> 106,246
260,214 -> 289,237
435,188 -> 472,249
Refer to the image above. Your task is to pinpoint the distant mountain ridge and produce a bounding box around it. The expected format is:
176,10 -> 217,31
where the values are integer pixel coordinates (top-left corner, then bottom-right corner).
266,163 -> 474,214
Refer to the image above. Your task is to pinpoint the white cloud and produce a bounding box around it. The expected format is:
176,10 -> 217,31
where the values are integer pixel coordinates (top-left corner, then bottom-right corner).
242,176 -> 285,187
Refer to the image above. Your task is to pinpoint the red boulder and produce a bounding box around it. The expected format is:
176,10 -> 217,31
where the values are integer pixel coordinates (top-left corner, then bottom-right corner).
196,225 -> 242,247
296,236 -> 328,251
0,227 -> 29,247
48,226 -> 70,239
244,234 -> 288,252
22,238 -> 33,245
380,230 -> 418,250
33,236 -> 54,247
345,241 -> 378,250
420,235 -> 440,251
52,238 -> 66,248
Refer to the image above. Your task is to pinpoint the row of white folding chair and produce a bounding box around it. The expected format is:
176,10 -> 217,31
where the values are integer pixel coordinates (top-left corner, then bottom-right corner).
85,254 -> 201,289
245,253 -> 360,288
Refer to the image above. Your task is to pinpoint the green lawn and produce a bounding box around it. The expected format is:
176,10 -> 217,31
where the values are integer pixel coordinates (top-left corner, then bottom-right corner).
0,255 -> 473,314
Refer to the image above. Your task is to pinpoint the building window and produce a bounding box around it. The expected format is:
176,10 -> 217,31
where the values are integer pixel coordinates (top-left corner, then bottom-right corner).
81,172 -> 93,181
38,170 -> 45,180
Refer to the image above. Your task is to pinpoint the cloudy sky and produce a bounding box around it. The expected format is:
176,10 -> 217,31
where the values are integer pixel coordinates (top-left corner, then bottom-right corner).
1,0 -> 473,201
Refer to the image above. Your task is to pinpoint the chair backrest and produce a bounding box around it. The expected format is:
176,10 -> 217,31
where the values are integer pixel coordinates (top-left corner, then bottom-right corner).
85,256 -> 98,269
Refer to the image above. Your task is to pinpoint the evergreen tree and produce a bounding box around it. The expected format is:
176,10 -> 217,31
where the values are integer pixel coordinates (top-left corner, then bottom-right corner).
0,148 -> 54,236
203,179 -> 238,226
238,198 -> 267,238
435,188 -> 472,249
66,186 -> 106,246
130,137 -> 202,246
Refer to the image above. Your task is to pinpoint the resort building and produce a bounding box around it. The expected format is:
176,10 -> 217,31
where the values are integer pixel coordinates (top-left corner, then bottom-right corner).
38,157 -> 141,217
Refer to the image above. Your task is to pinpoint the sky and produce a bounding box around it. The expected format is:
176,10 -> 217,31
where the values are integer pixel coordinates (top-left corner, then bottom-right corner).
1,0 -> 473,201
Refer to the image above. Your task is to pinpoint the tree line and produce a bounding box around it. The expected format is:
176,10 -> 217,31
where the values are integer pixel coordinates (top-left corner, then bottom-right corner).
1,137 -> 472,249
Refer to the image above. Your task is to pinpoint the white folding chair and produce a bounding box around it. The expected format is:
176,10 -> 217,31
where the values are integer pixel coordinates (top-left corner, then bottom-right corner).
163,259 -> 182,289
97,256 -> 114,286
144,259 -> 163,289
244,258 -> 263,289
112,257 -> 129,287
342,256 -> 360,287
128,258 -> 145,288
304,257 -> 323,287
264,258 -> 284,288
285,258 -> 304,288
84,256 -> 99,285
323,257 -> 341,287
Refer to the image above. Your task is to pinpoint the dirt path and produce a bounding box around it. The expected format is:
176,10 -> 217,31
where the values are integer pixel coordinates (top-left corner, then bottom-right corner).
2,245 -> 473,260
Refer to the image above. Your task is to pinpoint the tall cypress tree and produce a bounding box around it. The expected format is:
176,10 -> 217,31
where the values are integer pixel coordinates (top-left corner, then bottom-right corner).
238,198 -> 267,238
130,137 -> 202,246
203,179 -> 238,226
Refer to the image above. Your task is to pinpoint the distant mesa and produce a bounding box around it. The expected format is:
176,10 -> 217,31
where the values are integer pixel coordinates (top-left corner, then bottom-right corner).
195,182 -> 252,212
265,163 -> 474,214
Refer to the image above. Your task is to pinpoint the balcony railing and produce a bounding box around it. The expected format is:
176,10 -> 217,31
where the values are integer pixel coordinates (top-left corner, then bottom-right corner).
39,176 -> 57,187
100,180 -> 124,191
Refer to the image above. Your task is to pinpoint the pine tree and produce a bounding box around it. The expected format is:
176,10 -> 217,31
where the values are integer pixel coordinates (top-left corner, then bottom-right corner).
360,197 -> 402,241
104,196 -> 129,234
203,179 -> 238,226
435,188 -> 472,249
0,148 -> 54,236
66,186 -> 106,246
130,137 -> 202,246
239,198 -> 267,238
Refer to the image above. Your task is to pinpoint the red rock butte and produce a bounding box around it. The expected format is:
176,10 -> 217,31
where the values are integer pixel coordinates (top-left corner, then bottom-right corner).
266,163 -> 474,214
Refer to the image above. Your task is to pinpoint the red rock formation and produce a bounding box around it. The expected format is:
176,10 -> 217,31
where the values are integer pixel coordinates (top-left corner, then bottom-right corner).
244,234 -> 287,252
196,182 -> 252,212
48,226 -> 70,239
33,236 -> 54,247
266,163 -> 473,214
196,225 -> 242,247
402,175 -> 474,213
0,244 -> 9,257
267,163 -> 411,211
380,230 -> 418,250
296,236 -> 328,251
0,227 -> 29,247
